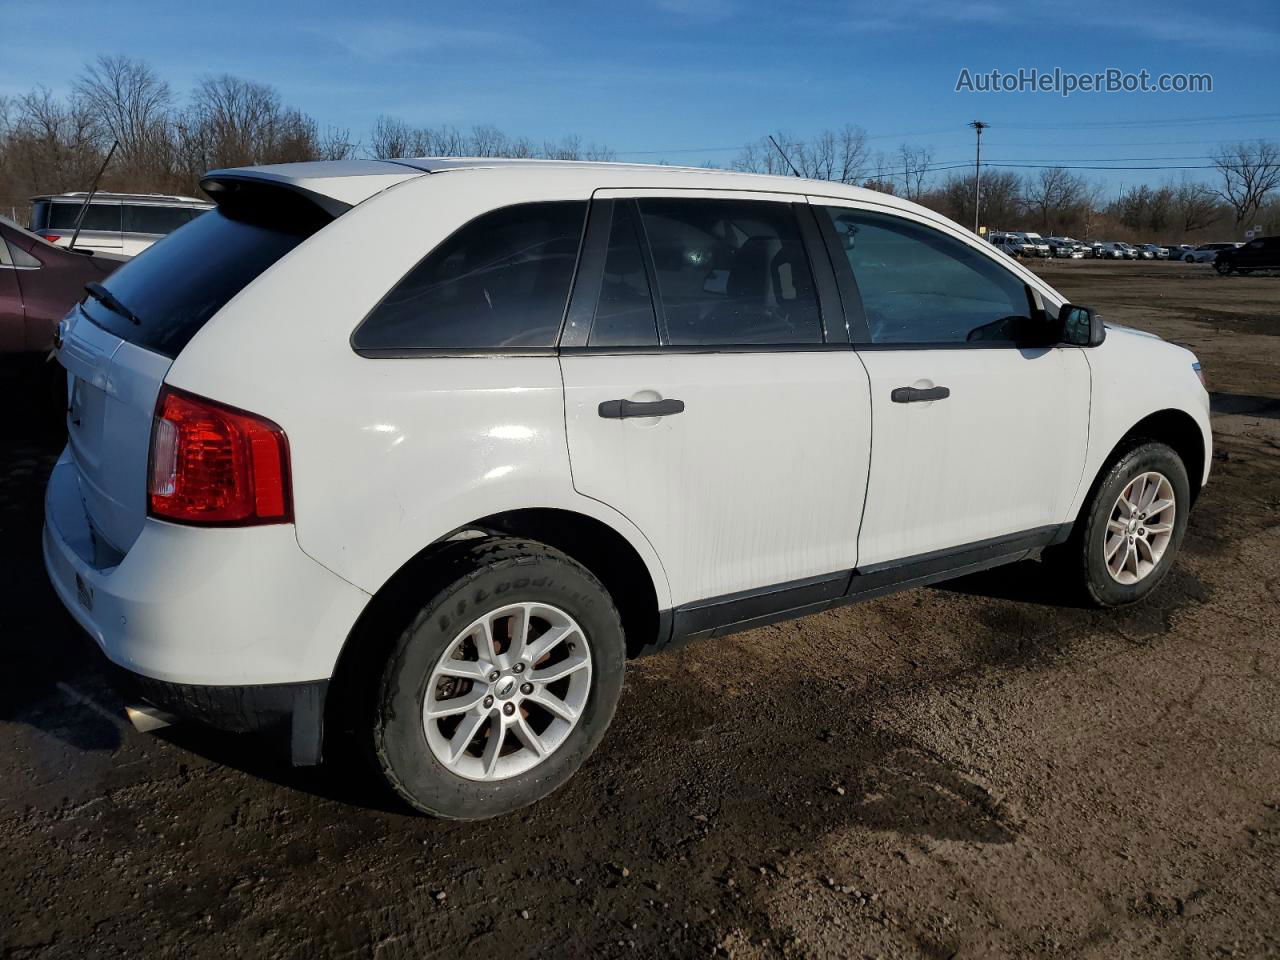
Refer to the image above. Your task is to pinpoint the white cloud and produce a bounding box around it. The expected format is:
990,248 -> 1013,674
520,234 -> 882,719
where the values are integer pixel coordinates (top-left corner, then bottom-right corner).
308,20 -> 537,61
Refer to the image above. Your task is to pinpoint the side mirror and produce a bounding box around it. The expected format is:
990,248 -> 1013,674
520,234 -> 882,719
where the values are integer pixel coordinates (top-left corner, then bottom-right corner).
1058,303 -> 1106,347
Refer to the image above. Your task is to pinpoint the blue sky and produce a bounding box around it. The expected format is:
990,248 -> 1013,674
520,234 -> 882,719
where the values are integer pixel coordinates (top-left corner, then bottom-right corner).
3,0 -> 1278,193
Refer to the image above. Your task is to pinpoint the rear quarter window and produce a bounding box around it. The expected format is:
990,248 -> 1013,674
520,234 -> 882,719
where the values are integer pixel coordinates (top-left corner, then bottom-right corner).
353,201 -> 587,354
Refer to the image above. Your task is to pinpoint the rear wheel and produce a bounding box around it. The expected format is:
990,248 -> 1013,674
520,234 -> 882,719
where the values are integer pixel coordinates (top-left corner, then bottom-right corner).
1215,260 -> 1234,275
1058,442 -> 1190,607
372,538 -> 625,819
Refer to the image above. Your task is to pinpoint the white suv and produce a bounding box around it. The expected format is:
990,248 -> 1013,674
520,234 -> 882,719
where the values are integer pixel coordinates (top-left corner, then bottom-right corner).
44,159 -> 1212,819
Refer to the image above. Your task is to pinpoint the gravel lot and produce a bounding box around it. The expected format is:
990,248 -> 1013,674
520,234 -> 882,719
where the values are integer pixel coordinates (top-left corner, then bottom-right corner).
2,260 -> 1277,959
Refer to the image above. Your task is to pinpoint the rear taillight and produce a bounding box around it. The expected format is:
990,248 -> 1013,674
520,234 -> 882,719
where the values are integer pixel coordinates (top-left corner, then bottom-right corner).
42,233 -> 61,243
147,386 -> 292,526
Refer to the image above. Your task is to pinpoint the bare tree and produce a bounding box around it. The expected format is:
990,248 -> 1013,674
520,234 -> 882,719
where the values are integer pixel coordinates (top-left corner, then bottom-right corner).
862,152 -> 896,193
734,126 -> 867,183
1214,140 -> 1280,227
1078,181 -> 1106,240
369,116 -> 613,162
1172,181 -> 1220,235
732,135 -> 794,177
928,170 -> 1021,231
176,74 -> 334,179
74,55 -> 174,176
369,115 -> 413,158
4,88 -> 103,195
1023,166 -> 1087,233
895,144 -> 933,201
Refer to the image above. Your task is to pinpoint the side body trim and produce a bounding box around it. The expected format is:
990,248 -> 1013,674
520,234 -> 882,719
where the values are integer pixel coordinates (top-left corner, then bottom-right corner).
652,524 -> 1069,652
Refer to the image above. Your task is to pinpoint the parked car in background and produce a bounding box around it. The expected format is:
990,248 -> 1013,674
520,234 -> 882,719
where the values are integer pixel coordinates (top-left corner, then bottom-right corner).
1139,244 -> 1168,260
989,232 -> 1030,257
1,216 -> 126,354
1,215 -> 126,415
1010,231 -> 1051,257
1118,243 -> 1146,260
1160,244 -> 1193,260
43,158 -> 1211,820
1184,242 -> 1240,263
1046,237 -> 1085,258
29,192 -> 212,257
1213,236 -> 1280,274
1094,242 -> 1129,260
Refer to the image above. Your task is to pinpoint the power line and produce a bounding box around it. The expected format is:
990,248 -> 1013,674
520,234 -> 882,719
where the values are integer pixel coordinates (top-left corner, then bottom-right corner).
984,162 -> 1217,171
612,125 -> 1278,159
997,111 -> 1280,130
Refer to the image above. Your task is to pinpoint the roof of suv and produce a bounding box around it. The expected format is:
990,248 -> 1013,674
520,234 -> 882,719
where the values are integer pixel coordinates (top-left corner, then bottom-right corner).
200,156 -> 934,219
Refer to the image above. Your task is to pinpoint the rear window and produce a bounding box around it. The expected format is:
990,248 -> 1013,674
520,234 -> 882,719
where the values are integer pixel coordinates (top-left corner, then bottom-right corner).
79,199 -> 327,358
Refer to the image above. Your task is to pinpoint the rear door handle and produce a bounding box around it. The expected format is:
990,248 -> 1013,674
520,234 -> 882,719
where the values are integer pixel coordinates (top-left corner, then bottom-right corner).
598,398 -> 686,419
891,386 -> 950,403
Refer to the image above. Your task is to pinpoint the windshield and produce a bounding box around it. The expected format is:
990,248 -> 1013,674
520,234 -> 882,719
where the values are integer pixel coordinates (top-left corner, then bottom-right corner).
79,199 -> 329,357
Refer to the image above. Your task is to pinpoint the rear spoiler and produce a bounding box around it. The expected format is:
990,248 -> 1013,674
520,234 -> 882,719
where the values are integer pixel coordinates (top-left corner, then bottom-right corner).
199,174 -> 353,220
199,160 -> 430,218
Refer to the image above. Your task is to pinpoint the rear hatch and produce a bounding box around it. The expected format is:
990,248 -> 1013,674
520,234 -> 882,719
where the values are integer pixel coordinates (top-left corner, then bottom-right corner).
57,187 -> 333,558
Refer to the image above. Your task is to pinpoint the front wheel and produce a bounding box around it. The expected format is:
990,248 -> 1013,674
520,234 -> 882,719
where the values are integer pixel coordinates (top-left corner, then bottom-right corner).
1215,260 -> 1234,275
372,538 -> 625,819
1058,442 -> 1191,607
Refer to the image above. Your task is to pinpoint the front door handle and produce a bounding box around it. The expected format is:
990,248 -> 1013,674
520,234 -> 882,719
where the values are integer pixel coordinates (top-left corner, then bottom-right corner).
891,385 -> 950,403
598,398 -> 686,419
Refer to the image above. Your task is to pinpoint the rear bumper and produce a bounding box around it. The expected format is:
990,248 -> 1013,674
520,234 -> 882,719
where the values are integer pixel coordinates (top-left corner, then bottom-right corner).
110,663 -> 328,765
43,447 -> 370,757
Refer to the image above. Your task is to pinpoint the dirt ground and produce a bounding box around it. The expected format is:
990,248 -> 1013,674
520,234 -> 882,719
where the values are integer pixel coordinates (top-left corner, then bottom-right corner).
2,260 -> 1277,959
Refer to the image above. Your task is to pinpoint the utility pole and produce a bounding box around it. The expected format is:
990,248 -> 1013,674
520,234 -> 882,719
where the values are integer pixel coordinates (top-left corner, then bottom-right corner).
969,121 -> 988,235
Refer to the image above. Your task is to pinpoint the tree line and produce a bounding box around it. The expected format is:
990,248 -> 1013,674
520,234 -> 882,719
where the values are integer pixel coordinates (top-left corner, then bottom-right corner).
733,127 -> 1280,241
3,55 -> 1277,243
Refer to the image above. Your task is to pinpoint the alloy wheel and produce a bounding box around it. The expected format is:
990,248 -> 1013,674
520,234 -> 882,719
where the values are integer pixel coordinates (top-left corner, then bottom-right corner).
1104,471 -> 1176,585
422,602 -> 592,781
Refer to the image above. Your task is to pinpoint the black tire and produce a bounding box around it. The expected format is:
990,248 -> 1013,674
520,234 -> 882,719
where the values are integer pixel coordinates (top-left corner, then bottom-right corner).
372,538 -> 625,819
1215,260 -> 1234,275
1060,442 -> 1191,607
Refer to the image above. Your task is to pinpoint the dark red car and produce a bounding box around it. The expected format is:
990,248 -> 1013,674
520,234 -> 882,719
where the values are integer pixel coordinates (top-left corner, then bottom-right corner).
2,215 -> 127,354
2,216 -> 126,423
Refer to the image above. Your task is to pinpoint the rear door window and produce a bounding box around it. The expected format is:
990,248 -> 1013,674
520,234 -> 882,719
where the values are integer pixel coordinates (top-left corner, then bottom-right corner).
124,205 -> 194,235
589,202 -> 658,348
637,198 -> 822,346
353,201 -> 587,353
79,199 -> 328,358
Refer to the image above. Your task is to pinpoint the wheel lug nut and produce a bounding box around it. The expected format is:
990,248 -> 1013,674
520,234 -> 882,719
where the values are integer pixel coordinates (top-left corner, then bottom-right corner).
520,682 -> 533,695
502,702 -> 515,716
483,695 -> 494,708
488,670 -> 500,682
513,663 -> 525,674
